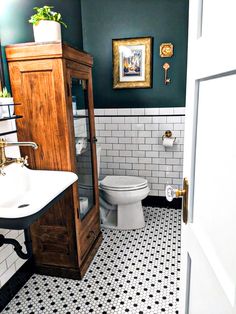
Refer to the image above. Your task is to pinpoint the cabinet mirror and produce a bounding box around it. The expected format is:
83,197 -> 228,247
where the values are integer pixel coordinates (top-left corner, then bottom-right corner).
71,78 -> 95,220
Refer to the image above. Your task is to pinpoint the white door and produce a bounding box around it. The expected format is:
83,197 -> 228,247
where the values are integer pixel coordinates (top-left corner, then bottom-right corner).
167,0 -> 236,313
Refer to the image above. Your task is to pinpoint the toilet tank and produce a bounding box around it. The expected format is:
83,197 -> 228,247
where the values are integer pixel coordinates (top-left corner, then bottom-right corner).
96,144 -> 101,178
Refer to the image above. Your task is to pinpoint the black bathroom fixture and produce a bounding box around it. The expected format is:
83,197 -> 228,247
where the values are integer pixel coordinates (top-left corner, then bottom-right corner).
0,228 -> 32,259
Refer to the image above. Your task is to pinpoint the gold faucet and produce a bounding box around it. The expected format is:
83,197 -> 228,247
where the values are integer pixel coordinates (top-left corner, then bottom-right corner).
0,138 -> 38,175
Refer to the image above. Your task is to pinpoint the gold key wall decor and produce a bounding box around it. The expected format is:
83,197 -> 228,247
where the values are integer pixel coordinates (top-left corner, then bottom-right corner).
162,62 -> 171,85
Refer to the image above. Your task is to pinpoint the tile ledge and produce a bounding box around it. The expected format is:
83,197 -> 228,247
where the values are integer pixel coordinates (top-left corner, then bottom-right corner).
94,107 -> 185,116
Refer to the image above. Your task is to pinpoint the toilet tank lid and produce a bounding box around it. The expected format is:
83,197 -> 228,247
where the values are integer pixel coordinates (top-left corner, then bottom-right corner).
100,176 -> 148,189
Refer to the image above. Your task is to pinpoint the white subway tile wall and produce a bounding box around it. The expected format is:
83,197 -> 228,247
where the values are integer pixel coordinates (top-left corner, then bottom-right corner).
0,107 -> 185,288
0,120 -> 26,288
94,108 -> 185,196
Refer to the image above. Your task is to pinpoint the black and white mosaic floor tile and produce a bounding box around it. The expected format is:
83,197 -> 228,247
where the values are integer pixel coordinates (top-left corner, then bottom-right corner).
2,207 -> 181,314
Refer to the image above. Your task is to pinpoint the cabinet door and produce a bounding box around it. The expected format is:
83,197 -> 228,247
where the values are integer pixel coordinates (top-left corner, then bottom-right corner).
68,73 -> 99,221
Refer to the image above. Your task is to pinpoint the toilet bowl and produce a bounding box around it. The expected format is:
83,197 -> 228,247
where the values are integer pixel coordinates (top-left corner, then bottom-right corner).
99,176 -> 150,230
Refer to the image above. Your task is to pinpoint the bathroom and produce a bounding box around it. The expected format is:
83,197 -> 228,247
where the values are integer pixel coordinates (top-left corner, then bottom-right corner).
0,0 -> 235,313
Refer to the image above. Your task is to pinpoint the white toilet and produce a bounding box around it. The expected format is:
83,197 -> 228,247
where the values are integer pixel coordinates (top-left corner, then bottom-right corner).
99,175 -> 150,230
77,144 -> 150,229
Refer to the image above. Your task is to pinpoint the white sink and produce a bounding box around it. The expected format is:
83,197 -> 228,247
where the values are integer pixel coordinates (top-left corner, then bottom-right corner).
0,163 -> 78,227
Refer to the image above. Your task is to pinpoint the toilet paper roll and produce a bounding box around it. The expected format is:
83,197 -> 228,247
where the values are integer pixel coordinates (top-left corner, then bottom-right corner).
75,137 -> 87,155
76,143 -> 83,155
79,197 -> 88,214
163,137 -> 175,147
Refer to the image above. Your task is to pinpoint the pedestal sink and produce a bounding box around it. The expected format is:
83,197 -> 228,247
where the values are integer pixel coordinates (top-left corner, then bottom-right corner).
0,163 -> 78,230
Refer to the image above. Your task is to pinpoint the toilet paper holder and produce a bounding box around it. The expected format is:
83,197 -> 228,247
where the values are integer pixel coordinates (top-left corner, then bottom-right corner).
162,130 -> 176,142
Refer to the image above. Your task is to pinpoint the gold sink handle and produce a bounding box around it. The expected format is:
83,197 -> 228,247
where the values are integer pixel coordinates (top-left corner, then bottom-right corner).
0,138 -> 37,174
165,178 -> 189,224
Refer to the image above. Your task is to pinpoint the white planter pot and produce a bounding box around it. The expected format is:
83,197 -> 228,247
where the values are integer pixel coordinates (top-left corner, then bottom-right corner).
33,20 -> 62,42
0,97 -> 14,118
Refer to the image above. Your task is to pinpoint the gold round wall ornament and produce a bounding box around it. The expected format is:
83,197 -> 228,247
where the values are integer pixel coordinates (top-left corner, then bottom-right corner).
160,43 -> 174,58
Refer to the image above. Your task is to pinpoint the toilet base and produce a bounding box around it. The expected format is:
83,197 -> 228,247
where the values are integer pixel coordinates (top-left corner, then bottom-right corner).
101,201 -> 145,230
118,201 -> 145,230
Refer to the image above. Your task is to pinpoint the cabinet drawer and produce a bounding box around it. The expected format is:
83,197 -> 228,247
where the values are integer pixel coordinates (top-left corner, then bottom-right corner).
80,216 -> 100,261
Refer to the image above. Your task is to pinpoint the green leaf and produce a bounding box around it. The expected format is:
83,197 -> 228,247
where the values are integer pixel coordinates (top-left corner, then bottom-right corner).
28,5 -> 67,27
0,87 -> 11,98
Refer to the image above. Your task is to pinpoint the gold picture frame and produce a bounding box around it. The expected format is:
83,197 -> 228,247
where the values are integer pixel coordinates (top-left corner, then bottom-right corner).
112,37 -> 153,89
160,43 -> 174,58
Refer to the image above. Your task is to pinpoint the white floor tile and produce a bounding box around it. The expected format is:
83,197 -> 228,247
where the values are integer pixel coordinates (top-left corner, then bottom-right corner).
2,207 -> 181,314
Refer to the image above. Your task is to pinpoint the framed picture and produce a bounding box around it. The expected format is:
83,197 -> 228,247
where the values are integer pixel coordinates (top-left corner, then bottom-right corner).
112,37 -> 153,89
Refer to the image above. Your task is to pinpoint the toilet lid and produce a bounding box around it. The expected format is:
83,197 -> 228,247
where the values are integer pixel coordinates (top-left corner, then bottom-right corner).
100,176 -> 148,191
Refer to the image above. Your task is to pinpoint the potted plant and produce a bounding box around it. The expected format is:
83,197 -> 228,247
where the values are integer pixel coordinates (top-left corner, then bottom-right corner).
29,6 -> 67,42
0,87 -> 14,118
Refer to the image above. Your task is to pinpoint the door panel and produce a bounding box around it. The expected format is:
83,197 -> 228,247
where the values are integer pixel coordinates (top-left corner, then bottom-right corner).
201,0 -> 236,40
180,0 -> 236,312
194,75 -> 236,285
67,68 -> 99,229
188,231 -> 232,314
71,78 -> 95,219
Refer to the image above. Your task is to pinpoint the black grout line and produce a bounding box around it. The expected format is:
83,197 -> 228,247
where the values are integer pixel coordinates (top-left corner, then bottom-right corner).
0,130 -> 17,136
0,115 -> 23,122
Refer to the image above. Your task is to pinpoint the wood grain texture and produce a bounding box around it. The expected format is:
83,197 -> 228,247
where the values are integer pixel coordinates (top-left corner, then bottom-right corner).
6,42 -> 101,278
30,187 -> 77,268
5,42 -> 93,66
80,232 -> 103,277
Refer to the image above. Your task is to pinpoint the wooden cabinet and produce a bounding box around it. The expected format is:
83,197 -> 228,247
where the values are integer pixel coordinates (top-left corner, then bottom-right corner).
5,42 -> 102,279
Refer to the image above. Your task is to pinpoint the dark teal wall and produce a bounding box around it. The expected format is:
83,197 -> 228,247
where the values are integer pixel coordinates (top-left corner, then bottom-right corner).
0,0 -> 83,88
0,0 -> 189,108
81,0 -> 189,108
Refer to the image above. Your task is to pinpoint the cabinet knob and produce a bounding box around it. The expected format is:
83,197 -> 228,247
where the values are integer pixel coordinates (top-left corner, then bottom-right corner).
87,230 -> 96,240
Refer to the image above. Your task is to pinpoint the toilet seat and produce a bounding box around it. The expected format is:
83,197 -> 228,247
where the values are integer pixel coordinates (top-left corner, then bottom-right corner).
100,176 -> 148,191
